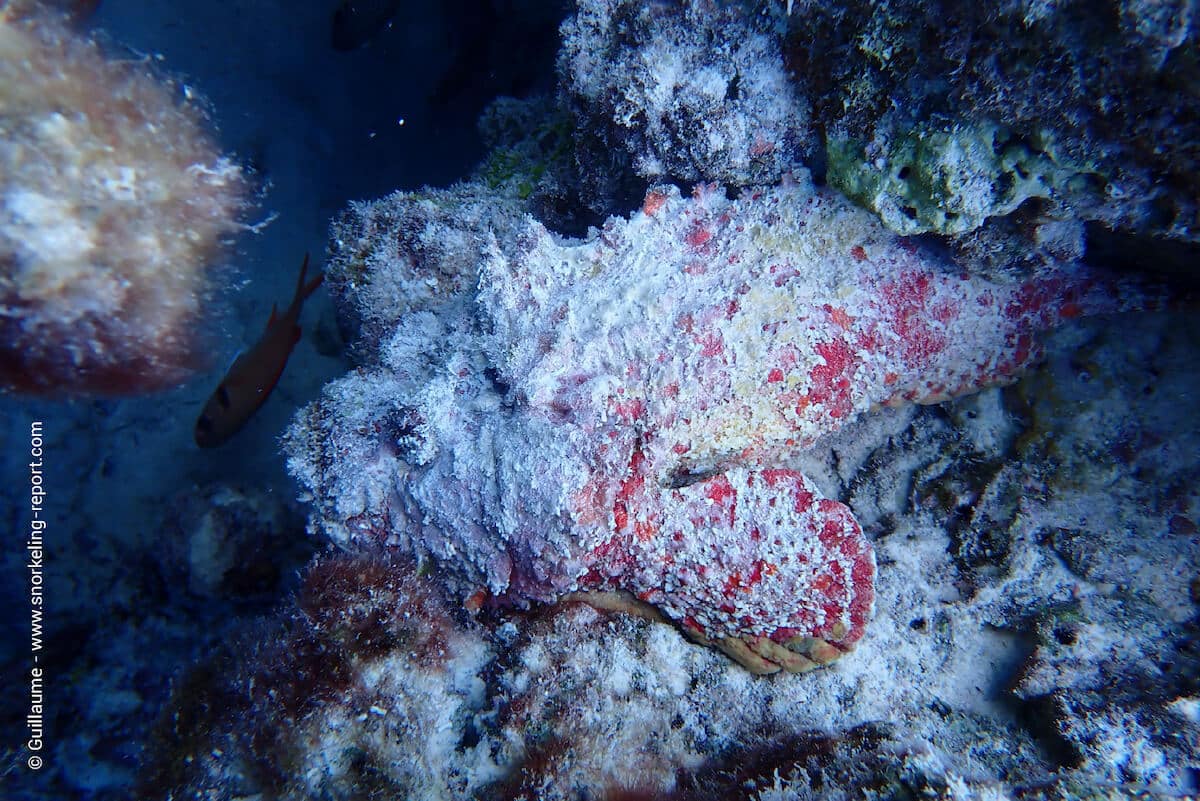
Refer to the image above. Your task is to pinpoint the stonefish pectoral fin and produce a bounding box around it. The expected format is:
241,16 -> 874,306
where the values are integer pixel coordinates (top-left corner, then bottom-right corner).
612,466 -> 875,674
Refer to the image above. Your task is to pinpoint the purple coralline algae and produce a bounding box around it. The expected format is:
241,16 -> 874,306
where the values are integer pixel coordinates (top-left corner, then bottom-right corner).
286,174 -> 1143,674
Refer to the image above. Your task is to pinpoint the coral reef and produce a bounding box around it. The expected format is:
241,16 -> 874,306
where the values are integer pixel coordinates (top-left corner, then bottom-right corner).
998,317 -> 1200,788
142,554 -> 1034,801
0,8 -> 248,395
780,0 -> 1200,246
825,120 -> 1072,238
138,553 -> 499,800
475,94 -> 593,234
555,0 -> 1199,269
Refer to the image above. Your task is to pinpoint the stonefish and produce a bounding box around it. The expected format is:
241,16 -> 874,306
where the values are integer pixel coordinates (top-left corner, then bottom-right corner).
288,178 -> 1138,674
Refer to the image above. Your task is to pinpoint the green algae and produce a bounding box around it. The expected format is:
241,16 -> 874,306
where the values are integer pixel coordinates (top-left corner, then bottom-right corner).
827,121 -> 1111,235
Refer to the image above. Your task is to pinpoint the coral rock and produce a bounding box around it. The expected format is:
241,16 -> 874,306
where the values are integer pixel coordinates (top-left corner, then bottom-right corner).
559,0 -> 811,210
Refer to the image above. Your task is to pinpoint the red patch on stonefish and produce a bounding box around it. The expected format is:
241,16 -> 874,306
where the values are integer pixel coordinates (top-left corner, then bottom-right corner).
685,224 -> 712,250
808,339 -> 856,418
612,449 -> 648,534
611,397 -> 645,422
642,190 -> 669,216
697,331 -> 725,357
691,475 -> 737,529
880,271 -> 949,366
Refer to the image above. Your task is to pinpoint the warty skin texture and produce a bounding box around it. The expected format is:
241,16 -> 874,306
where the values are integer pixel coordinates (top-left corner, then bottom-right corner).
288,177 -> 1137,673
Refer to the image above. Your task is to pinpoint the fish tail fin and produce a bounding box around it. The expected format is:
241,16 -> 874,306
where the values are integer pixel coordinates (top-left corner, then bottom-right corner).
293,252 -> 310,304
290,252 -> 324,313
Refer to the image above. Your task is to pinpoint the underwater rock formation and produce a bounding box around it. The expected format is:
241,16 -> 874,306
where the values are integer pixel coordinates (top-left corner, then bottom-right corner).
781,0 -> 1200,246
139,554 -> 499,799
0,8 -> 248,395
136,554 -> 1033,800
559,0 -> 812,209
160,483 -> 309,600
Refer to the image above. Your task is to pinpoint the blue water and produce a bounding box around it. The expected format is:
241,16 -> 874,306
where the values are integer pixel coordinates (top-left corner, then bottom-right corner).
0,2 -> 564,797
